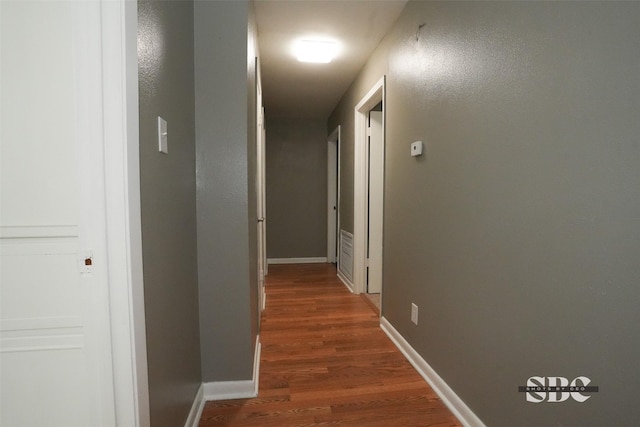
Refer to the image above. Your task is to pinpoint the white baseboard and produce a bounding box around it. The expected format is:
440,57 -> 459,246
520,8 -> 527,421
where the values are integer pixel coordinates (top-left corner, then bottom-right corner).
183,383 -> 204,427
267,257 -> 327,265
336,270 -> 354,293
202,335 -> 261,401
185,336 -> 261,426
380,317 -> 486,427
203,379 -> 257,401
252,336 -> 261,396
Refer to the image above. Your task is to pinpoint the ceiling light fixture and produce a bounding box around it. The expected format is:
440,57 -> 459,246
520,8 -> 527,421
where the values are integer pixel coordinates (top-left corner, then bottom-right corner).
295,39 -> 339,64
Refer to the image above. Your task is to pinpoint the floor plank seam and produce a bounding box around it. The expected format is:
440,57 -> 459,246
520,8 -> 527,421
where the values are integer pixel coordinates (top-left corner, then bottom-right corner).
198,264 -> 462,426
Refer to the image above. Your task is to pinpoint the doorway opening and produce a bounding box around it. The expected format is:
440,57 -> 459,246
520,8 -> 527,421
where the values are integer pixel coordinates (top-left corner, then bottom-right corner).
353,77 -> 385,313
365,102 -> 383,312
327,125 -> 341,264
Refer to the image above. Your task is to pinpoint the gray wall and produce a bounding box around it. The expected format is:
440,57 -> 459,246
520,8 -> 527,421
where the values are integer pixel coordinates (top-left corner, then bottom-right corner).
329,1 -> 640,426
138,1 -> 201,426
195,0 -> 259,382
266,118 -> 328,259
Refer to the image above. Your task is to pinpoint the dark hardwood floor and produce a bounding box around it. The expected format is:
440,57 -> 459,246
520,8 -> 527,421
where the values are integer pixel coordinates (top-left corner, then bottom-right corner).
198,263 -> 462,426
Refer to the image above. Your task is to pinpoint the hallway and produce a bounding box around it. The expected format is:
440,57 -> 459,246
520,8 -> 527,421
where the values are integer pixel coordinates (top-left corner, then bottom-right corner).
198,263 -> 461,426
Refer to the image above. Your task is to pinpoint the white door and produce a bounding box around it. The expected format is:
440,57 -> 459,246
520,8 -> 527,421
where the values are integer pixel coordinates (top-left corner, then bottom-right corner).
367,110 -> 384,294
1,2 -> 116,426
256,70 -> 267,310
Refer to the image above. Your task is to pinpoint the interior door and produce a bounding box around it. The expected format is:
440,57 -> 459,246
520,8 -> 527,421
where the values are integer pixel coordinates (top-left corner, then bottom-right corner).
1,2 -> 116,425
367,109 -> 384,294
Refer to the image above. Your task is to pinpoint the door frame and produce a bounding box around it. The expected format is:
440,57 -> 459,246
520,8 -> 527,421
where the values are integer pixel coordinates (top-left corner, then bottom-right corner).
102,2 -> 150,425
353,77 -> 385,295
256,57 -> 267,311
327,125 -> 341,264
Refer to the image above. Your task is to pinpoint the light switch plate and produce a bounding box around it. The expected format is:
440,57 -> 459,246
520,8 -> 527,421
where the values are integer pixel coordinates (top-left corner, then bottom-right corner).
410,141 -> 423,157
411,303 -> 419,325
158,116 -> 168,154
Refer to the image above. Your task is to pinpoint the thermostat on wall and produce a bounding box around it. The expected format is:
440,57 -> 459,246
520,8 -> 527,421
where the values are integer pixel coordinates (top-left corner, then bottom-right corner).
410,141 -> 423,157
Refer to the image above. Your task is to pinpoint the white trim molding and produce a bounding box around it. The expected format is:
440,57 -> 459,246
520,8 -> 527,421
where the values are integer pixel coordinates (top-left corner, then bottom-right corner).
267,257 -> 328,265
183,384 -> 204,427
202,336 -> 261,402
337,270 -> 355,293
380,317 -> 486,427
203,380 -> 257,401
353,77 -> 385,294
185,337 -> 261,426
101,1 -> 150,425
252,335 -> 262,397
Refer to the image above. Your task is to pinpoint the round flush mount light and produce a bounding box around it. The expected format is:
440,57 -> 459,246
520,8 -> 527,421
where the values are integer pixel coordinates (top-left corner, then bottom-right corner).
294,39 -> 340,63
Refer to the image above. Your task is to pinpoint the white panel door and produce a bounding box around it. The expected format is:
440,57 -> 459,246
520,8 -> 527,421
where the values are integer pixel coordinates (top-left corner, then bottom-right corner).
367,110 -> 384,294
1,2 -> 116,426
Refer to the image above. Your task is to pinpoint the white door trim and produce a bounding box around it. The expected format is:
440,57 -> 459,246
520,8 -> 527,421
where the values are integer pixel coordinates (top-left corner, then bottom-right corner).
353,77 -> 385,295
101,1 -> 150,426
256,58 -> 267,312
327,125 -> 341,264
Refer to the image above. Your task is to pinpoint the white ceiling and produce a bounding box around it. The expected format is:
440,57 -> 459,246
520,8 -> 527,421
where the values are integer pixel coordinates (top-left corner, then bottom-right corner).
254,0 -> 407,119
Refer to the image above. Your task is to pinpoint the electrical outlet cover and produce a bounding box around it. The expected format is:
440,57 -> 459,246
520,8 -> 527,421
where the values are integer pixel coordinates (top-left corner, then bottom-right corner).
410,141 -> 423,157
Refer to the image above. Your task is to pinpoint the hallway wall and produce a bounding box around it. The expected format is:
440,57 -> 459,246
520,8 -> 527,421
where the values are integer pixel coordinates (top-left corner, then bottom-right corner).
265,117 -> 328,259
138,1 -> 201,426
195,0 -> 260,383
329,1 -> 640,425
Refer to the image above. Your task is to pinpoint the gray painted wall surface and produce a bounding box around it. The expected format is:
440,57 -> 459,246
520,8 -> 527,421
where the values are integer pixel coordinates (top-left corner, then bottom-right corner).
266,118 -> 328,258
138,1 -> 201,426
330,2 -> 640,425
195,0 -> 259,382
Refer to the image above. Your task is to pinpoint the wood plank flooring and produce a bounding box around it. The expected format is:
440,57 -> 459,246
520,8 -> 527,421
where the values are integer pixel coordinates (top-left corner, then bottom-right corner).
198,263 -> 462,427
